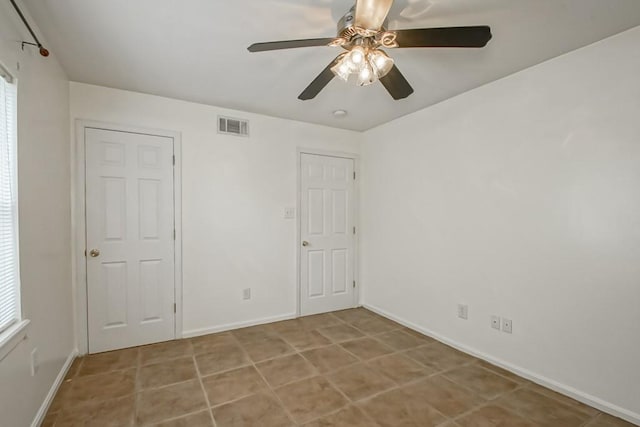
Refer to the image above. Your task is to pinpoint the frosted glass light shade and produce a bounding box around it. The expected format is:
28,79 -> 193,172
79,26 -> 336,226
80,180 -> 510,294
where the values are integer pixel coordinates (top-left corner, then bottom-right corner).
369,50 -> 394,78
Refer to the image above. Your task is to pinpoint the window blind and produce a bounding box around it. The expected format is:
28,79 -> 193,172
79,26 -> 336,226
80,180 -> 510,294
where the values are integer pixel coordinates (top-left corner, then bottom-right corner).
0,70 -> 19,335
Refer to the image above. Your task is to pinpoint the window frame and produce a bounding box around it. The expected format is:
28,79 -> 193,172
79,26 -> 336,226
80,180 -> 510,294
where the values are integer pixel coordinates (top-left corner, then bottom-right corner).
0,62 -> 28,361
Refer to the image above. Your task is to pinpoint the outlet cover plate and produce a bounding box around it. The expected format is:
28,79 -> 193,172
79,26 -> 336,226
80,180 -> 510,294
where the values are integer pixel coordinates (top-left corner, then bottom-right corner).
502,318 -> 513,334
491,315 -> 501,330
243,288 -> 251,300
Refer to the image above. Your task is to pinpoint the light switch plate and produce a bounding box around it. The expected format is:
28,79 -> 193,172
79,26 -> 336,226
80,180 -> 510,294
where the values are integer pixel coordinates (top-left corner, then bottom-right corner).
284,207 -> 295,219
457,304 -> 468,320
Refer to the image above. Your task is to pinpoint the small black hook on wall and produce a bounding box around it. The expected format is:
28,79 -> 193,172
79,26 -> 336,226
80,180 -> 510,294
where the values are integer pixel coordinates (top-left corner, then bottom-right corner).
21,41 -> 49,57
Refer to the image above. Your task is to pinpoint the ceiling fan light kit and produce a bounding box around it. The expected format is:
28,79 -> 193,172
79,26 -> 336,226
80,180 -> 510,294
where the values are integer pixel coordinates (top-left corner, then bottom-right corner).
331,43 -> 395,86
248,0 -> 492,100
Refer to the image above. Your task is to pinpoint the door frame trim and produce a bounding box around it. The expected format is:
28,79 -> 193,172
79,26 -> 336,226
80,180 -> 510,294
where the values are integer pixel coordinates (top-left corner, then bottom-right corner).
296,148 -> 360,317
73,120 -> 183,354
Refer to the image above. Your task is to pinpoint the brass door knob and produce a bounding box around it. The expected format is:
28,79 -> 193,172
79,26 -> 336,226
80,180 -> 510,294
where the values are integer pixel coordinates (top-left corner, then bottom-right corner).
302,241 -> 309,247
89,249 -> 101,257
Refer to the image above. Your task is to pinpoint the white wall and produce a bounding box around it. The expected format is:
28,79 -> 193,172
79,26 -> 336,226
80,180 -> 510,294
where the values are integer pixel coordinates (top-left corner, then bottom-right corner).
70,83 -> 361,338
361,26 -> 640,422
0,2 -> 73,426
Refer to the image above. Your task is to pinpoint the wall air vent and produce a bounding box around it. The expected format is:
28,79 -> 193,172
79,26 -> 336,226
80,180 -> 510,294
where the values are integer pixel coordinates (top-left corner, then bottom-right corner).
218,116 -> 249,137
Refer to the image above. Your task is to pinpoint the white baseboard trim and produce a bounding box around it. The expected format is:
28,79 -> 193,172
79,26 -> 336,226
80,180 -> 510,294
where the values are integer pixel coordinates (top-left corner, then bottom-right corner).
31,348 -> 79,427
182,312 -> 297,339
363,303 -> 640,426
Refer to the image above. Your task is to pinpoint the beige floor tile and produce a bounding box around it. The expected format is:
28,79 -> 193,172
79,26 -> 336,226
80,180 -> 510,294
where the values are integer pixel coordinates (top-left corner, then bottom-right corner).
212,391 -> 292,427
152,410 -> 213,426
401,327 -> 436,343
242,336 -> 296,362
456,404 -> 538,427
405,342 -> 475,372
359,387 -> 446,427
303,405 -> 379,426
63,357 -> 83,380
195,342 -> 250,375
403,375 -> 485,418
48,380 -> 73,414
270,318 -> 306,334
332,308 -> 380,324
201,365 -> 268,406
256,353 -> 317,388
275,376 -> 348,424
40,411 -> 58,427
279,329 -> 332,351
327,363 -> 396,401
495,388 -> 591,427
66,368 -> 136,409
136,379 -> 208,425
318,324 -> 365,342
586,413 -> 638,427
525,382 -> 600,417
190,332 -> 237,355
78,347 -> 139,376
140,340 -> 193,366
367,353 -> 435,384
340,337 -> 394,361
300,313 -> 344,330
138,356 -> 197,390
375,329 -> 430,350
474,360 -> 529,384
232,324 -> 278,343
302,345 -> 359,374
444,364 -> 518,400
55,395 -> 135,427
351,317 -> 400,335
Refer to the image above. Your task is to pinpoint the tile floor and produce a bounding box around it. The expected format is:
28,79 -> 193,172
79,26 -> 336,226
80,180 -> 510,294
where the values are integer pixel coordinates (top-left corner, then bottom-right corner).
42,308 -> 635,427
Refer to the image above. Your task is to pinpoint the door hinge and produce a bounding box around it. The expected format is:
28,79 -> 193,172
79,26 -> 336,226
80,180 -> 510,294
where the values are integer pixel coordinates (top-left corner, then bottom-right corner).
172,155 -> 176,166
173,303 -> 177,313
84,249 -> 86,257
173,229 -> 176,240
353,280 -> 356,288
353,171 -> 356,180
353,226 -> 356,235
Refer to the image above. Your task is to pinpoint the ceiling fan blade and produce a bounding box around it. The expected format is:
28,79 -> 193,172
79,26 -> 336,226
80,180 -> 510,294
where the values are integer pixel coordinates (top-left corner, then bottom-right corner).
394,26 -> 492,48
248,38 -> 336,52
355,0 -> 394,31
379,65 -> 414,100
298,57 -> 340,100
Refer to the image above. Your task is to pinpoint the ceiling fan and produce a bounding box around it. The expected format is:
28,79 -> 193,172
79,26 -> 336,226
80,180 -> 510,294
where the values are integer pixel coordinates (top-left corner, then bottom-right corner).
247,0 -> 492,101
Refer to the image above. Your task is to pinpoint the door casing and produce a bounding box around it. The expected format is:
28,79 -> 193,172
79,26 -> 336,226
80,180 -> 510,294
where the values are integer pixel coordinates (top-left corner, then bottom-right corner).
73,120 -> 183,355
296,148 -> 360,317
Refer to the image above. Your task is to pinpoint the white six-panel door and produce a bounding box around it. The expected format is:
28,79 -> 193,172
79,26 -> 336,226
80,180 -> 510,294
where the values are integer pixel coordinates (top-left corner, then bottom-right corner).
85,128 -> 175,353
300,153 -> 356,315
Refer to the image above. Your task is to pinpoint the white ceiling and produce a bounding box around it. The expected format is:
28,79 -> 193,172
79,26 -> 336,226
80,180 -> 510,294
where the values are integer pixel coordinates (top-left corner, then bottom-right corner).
23,0 -> 640,131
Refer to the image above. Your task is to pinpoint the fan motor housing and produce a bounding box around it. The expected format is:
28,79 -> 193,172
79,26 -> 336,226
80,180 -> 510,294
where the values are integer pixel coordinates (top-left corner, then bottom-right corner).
337,8 -> 358,38
337,7 -> 388,39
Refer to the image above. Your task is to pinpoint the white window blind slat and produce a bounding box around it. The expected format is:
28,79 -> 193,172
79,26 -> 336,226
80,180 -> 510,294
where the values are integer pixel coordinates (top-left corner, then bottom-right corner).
0,72 -> 19,336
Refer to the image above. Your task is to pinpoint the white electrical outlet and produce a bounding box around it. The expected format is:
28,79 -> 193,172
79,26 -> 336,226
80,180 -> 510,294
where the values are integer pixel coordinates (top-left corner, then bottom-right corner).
243,288 -> 251,300
30,348 -> 39,376
284,207 -> 295,219
491,315 -> 501,330
502,318 -> 513,334
457,304 -> 468,320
